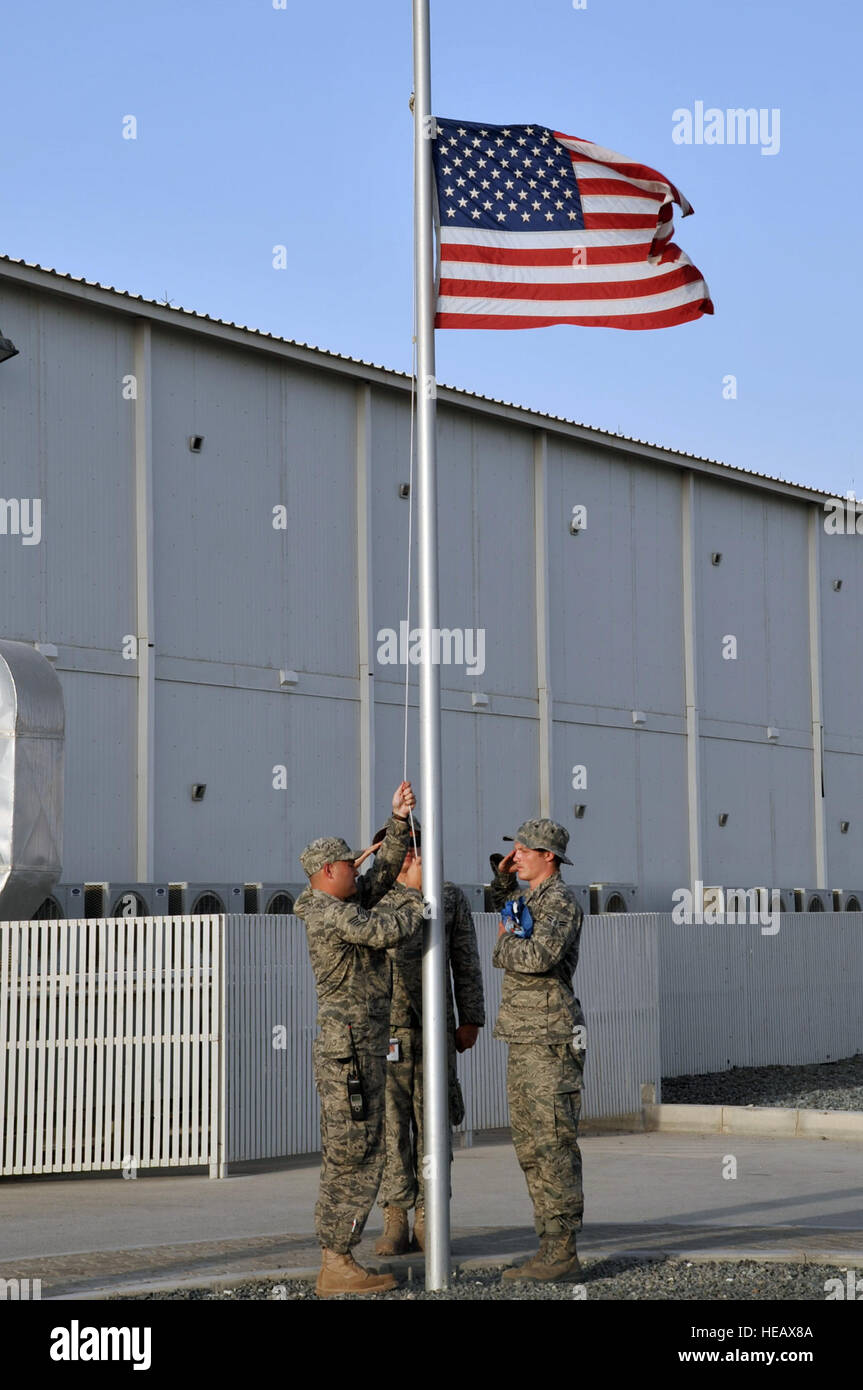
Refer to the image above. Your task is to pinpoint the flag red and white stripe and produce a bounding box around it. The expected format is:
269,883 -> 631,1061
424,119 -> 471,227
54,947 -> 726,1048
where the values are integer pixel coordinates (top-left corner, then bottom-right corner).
433,121 -> 713,330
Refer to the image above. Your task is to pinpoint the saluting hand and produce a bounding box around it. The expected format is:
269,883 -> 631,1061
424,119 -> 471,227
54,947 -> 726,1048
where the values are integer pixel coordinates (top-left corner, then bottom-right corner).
353,840 -> 384,869
497,849 -> 518,878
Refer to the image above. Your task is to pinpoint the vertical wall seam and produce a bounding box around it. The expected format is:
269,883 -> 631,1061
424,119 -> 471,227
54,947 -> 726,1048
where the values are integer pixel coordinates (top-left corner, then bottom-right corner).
534,431 -> 553,817
681,473 -> 701,889
808,507 -> 827,887
356,383 -> 376,845
133,321 -> 155,880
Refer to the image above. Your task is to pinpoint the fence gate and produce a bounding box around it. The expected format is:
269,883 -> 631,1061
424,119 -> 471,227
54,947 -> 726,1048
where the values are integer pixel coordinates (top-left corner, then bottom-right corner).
0,916 -> 221,1177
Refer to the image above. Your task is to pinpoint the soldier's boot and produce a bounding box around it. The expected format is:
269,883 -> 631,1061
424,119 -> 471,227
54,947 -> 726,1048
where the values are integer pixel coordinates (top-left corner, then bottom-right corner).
315,1248 -> 398,1298
411,1205 -> 425,1252
501,1237 -> 550,1282
507,1234 -> 581,1283
374,1206 -> 411,1257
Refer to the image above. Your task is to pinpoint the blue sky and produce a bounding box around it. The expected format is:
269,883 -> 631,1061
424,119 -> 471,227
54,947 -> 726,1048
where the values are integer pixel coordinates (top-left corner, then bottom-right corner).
2,0 -> 860,493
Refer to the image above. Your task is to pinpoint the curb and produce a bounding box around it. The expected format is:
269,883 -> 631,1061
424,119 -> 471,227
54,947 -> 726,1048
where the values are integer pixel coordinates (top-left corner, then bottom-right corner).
642,1101 -> 863,1141
50,1265 -> 323,1301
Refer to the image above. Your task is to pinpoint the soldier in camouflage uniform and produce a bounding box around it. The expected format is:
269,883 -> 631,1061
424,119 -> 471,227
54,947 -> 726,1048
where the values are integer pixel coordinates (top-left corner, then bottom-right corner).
372,822 -> 486,1256
488,818 -> 585,1283
293,781 -> 425,1298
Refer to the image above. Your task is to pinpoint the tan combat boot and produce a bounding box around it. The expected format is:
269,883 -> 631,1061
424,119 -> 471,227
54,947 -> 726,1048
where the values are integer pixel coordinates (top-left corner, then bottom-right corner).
315,1248 -> 398,1298
501,1237 -> 550,1282
374,1206 -> 410,1257
412,1205 -> 425,1251
506,1234 -> 581,1283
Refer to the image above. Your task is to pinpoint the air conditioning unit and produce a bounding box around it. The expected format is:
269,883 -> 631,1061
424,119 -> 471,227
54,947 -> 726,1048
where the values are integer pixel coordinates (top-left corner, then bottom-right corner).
833,889 -> 863,912
796,888 -> 829,912
720,886 -> 776,919
699,885 -> 725,915
31,883 -> 90,920
590,883 -> 638,914
168,883 -> 246,915
770,887 -> 798,914
103,883 -> 170,918
738,887 -> 804,914
244,883 -> 303,914
701,886 -> 795,917
761,884 -> 794,917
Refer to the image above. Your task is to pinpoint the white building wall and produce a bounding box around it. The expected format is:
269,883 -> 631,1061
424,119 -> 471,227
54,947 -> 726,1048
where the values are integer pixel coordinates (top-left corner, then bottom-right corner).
1,266 -> 861,906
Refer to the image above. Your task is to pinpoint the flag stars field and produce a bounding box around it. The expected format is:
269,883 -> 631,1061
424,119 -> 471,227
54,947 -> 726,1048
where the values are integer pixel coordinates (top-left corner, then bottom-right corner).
434,121 -> 581,232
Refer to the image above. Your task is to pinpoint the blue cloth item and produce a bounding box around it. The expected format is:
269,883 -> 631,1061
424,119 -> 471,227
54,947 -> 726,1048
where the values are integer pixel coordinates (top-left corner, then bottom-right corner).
500,896 -> 534,939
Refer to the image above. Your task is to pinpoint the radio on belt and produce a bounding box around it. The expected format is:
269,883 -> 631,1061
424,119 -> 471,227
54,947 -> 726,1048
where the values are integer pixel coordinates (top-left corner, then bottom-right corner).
347,1024 -> 367,1120
347,1072 -> 365,1120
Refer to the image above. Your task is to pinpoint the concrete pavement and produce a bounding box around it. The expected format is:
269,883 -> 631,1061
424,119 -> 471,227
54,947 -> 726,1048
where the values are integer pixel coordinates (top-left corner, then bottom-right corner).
1,1130 -> 862,1298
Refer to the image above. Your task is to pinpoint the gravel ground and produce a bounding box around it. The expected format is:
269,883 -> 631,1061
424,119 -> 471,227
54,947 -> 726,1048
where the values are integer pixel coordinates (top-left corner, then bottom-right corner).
661,1054 -> 863,1111
113,1258 -> 849,1301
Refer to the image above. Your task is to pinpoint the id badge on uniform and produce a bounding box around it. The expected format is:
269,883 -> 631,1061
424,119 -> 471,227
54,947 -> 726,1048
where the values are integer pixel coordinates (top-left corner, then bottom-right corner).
387,1037 -> 402,1063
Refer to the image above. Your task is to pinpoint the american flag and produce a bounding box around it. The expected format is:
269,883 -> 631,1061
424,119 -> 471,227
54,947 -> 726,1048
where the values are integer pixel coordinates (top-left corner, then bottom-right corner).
432,118 -> 713,330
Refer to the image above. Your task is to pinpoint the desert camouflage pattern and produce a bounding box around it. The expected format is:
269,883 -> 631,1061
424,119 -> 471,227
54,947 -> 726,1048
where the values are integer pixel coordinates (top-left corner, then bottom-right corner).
379,883 -> 485,1210
507,1041 -> 584,1237
502,817 -> 573,865
389,882 -> 486,1031
312,1047 -> 388,1252
294,816 -> 423,1057
491,870 -> 584,1043
299,835 -> 357,877
490,863 -> 586,1239
293,815 -> 425,1251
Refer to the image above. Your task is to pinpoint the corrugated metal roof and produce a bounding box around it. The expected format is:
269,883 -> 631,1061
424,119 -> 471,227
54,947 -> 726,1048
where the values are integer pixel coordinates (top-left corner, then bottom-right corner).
0,253 -> 837,502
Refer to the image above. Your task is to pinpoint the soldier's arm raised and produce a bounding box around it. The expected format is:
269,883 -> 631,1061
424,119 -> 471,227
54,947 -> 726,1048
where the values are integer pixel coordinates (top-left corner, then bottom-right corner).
332,883 -> 424,949
486,850 -> 519,914
355,782 -> 416,908
356,818 -> 409,908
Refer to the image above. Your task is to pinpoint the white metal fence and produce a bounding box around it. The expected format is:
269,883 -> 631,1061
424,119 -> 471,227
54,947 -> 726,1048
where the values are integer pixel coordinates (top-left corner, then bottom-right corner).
0,916 -> 221,1177
2,910 -> 861,1177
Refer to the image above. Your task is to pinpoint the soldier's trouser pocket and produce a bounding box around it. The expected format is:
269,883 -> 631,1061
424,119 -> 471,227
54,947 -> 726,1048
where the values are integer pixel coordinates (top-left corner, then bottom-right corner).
317,1055 -> 385,1164
322,1111 -> 378,1167
507,1043 -> 584,1235
314,1052 -> 387,1251
553,1086 -> 582,1143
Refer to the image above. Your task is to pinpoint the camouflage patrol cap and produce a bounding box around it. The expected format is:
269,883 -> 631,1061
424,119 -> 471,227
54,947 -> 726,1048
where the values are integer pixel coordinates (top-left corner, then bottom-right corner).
503,818 -> 572,865
300,836 -> 357,877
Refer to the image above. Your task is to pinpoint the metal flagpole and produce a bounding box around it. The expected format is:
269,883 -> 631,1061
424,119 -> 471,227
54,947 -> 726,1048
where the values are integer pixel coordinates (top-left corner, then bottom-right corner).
412,0 -> 450,1292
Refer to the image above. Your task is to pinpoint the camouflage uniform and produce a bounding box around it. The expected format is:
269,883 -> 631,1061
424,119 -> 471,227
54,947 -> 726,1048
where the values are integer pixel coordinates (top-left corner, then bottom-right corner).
379,882 -> 486,1211
293,817 -> 424,1254
489,836 -> 586,1241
